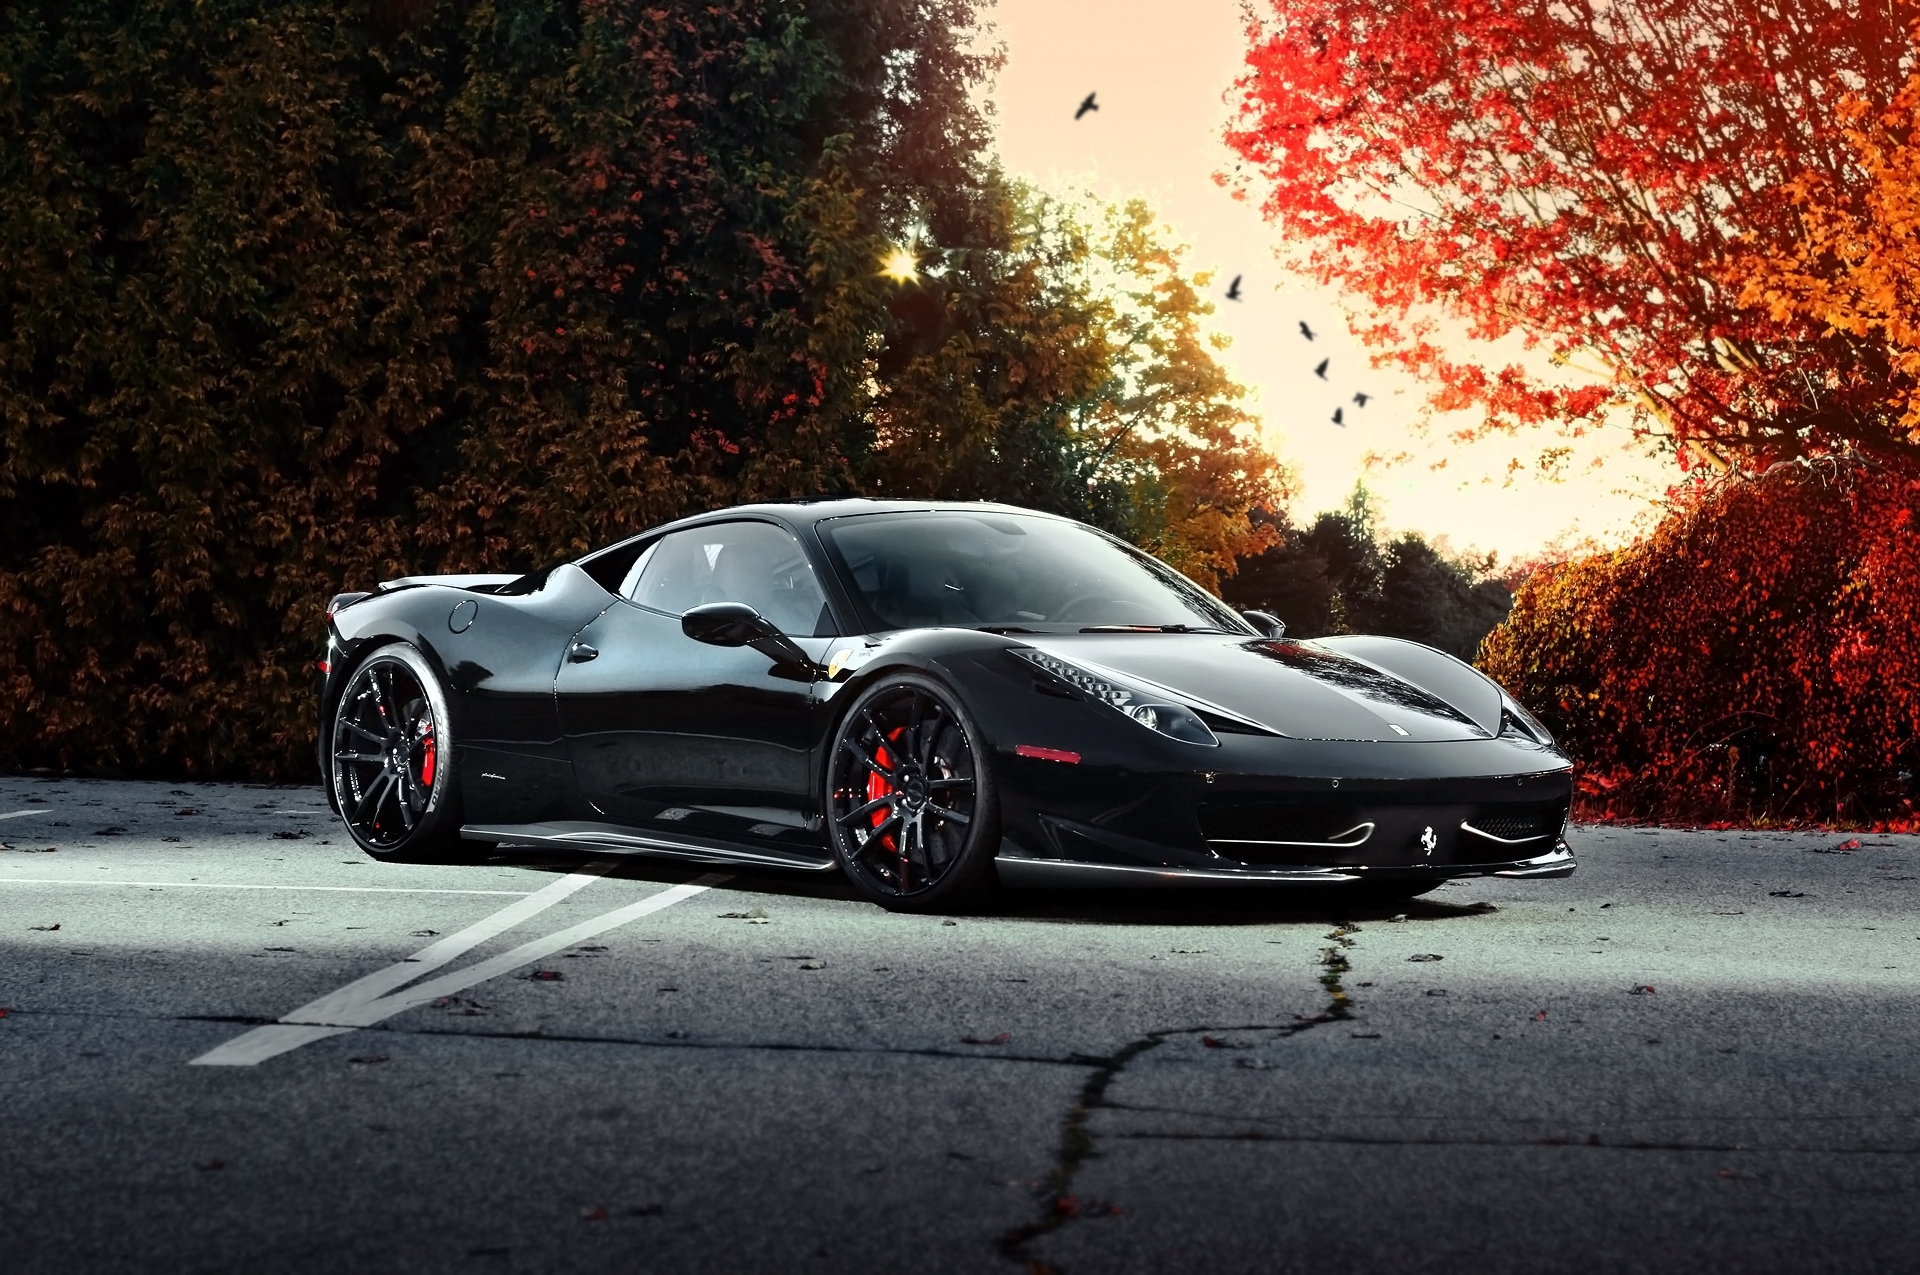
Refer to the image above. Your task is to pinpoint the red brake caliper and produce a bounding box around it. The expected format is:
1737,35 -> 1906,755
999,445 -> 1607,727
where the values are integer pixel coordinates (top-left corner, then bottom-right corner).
865,728 -> 906,854
420,726 -> 436,787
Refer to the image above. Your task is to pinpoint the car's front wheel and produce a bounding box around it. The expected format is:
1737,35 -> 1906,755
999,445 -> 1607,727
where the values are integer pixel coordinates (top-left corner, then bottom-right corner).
825,672 -> 999,912
329,642 -> 462,861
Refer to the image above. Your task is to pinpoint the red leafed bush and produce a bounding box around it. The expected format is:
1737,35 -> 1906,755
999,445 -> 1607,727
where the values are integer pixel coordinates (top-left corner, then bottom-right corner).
1480,463 -> 1920,828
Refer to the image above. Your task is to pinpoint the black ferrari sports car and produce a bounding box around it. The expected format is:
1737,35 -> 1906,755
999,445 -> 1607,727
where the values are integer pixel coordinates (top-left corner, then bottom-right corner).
318,499 -> 1574,910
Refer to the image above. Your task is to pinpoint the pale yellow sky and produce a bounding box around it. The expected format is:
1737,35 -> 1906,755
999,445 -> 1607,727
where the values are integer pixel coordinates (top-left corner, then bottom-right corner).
979,0 -> 1677,561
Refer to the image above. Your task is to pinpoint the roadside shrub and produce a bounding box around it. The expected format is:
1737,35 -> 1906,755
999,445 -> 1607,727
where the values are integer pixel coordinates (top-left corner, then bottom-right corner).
1480,463 -> 1920,828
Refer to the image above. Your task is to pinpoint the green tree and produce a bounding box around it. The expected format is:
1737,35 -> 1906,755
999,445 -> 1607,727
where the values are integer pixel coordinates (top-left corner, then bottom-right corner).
1226,483 -> 1511,659
0,0 -> 1285,777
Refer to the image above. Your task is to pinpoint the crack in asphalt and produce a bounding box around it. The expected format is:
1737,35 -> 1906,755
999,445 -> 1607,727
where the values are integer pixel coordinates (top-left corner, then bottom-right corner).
997,922 -> 1363,1273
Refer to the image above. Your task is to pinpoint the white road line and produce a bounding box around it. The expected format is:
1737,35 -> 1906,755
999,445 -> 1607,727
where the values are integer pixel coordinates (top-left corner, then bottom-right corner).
305,876 -> 727,1024
0,810 -> 49,820
190,871 -> 726,1067
287,866 -> 614,1024
0,878 -> 533,897
189,866 -> 610,1067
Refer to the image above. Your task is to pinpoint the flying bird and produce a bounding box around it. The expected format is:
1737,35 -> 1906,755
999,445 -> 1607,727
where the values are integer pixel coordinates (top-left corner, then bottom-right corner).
1332,407 -> 1345,426
1352,392 -> 1370,407
1225,274 -> 1242,301
1313,357 -> 1329,379
1075,92 -> 1099,120
1299,321 -> 1315,340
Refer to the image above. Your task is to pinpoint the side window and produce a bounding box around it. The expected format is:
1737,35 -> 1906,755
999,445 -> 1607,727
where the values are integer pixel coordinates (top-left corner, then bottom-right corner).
629,522 -> 835,636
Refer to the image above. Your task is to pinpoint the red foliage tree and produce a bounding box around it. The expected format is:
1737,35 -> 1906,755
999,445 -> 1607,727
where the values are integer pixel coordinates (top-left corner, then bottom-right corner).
1225,0 -> 1917,470
1481,462 -> 1920,827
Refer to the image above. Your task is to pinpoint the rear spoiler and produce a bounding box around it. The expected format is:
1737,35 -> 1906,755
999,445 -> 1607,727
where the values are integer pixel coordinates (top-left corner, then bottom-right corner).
327,573 -> 524,618
377,573 -> 523,592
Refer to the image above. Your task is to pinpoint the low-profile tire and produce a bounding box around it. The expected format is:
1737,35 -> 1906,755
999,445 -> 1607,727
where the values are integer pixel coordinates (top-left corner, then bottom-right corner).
329,641 -> 464,862
825,671 -> 1000,913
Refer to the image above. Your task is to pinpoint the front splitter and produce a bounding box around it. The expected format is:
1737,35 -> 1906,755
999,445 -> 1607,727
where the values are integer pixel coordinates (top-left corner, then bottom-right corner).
992,841 -> 1576,889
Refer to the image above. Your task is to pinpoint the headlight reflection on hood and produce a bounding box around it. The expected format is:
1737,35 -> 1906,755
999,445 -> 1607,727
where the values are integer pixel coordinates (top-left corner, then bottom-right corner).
1012,649 -> 1219,747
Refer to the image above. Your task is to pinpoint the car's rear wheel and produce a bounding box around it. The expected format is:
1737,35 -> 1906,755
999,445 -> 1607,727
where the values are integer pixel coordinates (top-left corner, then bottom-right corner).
826,673 -> 999,912
330,642 -> 462,862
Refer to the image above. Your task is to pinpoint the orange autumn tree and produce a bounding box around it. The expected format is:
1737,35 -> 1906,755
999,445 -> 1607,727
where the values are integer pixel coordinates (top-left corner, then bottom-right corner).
1224,0 -> 1917,471
1743,72 -> 1920,449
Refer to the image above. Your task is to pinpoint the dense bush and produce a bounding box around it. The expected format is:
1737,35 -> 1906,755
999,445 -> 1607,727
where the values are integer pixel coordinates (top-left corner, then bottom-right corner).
0,0 -> 1278,779
1481,464 -> 1920,828
1224,487 -> 1513,660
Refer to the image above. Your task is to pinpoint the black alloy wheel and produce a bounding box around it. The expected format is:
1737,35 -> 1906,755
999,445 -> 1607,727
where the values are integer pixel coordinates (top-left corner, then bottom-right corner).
330,643 -> 460,860
826,673 -> 998,911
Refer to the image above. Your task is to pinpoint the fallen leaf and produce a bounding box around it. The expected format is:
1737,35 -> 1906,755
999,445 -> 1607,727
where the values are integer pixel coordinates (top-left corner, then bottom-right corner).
1387,913 -> 1409,923
175,808 -> 196,816
348,1055 -> 389,1065
1630,984 -> 1657,995
1424,989 -> 1448,997
580,1206 -> 608,1222
411,930 -> 439,937
1408,953 -> 1443,962
1200,1035 -> 1248,1049
717,908 -> 768,921
92,826 -> 126,836
1350,1031 -> 1382,1039
1768,890 -> 1806,898
961,1032 -> 1011,1045
529,970 -> 563,981
29,923 -> 59,932
1532,1010 -> 1548,1021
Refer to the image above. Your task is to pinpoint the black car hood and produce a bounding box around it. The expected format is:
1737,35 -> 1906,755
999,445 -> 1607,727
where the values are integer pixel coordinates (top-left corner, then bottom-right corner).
1024,634 -> 1499,743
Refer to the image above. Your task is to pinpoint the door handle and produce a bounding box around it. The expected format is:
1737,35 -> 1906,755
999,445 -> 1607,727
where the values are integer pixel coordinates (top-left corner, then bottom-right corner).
567,642 -> 599,663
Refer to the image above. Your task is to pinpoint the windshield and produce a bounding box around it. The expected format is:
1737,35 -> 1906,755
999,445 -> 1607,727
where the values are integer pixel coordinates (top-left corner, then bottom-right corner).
816,511 -> 1253,635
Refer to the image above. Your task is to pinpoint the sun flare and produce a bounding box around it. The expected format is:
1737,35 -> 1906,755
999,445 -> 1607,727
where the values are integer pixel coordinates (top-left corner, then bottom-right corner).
880,247 -> 918,283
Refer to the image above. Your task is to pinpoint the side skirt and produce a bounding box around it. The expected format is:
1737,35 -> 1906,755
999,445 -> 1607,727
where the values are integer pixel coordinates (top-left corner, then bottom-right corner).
462,821 -> 839,874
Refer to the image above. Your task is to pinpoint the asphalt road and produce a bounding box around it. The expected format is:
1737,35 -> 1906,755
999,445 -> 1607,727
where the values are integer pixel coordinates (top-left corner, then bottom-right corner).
2,776 -> 1918,1274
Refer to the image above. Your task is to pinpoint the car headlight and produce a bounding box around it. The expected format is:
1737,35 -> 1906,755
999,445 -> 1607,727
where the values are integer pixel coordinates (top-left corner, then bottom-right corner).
1012,649 -> 1219,747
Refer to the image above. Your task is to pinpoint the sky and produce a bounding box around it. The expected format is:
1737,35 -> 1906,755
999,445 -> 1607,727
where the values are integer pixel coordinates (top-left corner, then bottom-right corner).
979,0 -> 1679,562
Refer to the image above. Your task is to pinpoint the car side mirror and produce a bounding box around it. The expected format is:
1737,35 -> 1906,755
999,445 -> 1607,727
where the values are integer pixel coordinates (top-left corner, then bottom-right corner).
681,602 -> 820,680
681,601 -> 772,647
1242,610 -> 1286,639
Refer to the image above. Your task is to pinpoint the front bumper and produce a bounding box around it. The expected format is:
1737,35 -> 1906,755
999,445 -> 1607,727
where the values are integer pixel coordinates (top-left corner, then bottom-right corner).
992,839 -> 1576,889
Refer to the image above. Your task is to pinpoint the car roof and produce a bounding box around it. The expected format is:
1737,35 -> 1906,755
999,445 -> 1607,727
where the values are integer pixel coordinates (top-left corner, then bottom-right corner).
691,498 -> 1071,528
570,499 -> 1097,578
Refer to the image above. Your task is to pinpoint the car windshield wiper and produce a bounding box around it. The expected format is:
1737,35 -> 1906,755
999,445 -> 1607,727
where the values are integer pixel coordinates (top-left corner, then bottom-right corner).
973,624 -> 1041,634
1077,624 -> 1228,634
